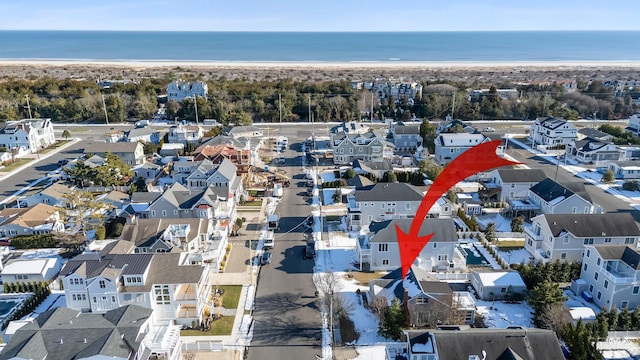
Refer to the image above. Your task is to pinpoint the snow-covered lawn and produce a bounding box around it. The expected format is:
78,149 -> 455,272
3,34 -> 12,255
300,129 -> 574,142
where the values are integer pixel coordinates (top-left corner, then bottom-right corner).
497,248 -> 532,266
598,337 -> 640,360
475,300 -> 534,328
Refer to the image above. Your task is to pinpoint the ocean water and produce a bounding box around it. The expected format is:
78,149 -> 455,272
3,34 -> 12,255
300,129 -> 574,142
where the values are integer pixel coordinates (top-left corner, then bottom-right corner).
0,31 -> 638,62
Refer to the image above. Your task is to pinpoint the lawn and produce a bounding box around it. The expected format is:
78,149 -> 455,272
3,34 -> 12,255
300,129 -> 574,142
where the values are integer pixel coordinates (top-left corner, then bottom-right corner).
242,199 -> 263,207
213,285 -> 243,309
180,316 -> 235,336
0,159 -> 30,172
495,240 -> 525,248
348,271 -> 384,286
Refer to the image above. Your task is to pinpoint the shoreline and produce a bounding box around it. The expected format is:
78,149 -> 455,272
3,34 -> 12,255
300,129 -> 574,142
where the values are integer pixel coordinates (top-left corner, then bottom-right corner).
2,59 -> 640,69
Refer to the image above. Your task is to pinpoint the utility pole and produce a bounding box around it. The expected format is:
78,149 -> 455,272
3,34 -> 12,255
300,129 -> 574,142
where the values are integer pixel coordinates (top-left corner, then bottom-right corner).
194,96 -> 199,124
101,94 -> 109,125
25,95 -> 32,119
279,93 -> 282,123
371,93 -> 374,122
451,91 -> 456,119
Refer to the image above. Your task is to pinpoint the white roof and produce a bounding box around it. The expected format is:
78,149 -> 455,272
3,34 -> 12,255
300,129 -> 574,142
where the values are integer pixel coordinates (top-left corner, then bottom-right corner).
1,258 -> 59,276
161,143 -> 185,150
570,307 -> 596,321
438,133 -> 486,146
474,271 -> 525,287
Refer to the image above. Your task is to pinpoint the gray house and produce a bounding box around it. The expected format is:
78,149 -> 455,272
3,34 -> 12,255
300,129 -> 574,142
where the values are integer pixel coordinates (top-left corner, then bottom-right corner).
481,168 -> 547,202
120,217 -> 210,255
434,133 -> 489,165
360,218 -> 458,272
389,122 -> 422,151
528,178 -> 601,215
470,270 -> 527,300
353,159 -> 394,179
347,183 -> 428,231
331,131 -> 394,165
83,141 -> 145,165
524,213 -> 640,263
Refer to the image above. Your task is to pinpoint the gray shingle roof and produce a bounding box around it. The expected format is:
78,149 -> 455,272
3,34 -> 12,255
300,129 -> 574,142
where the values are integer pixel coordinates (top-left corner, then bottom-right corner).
130,191 -> 161,203
496,169 -> 547,183
198,135 -> 245,149
353,159 -> 393,172
60,253 -> 153,278
369,218 -> 457,243
354,183 -> 424,202
84,141 -> 140,154
394,124 -> 420,135
345,175 -> 374,188
593,245 -> 640,270
530,178 -> 591,202
406,328 -> 564,360
0,305 -> 152,360
537,116 -> 568,130
543,213 -> 640,237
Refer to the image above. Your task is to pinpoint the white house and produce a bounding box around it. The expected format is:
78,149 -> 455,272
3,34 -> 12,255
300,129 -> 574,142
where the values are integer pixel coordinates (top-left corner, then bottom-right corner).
0,203 -> 64,239
607,161 -> 640,180
576,244 -> 640,311
0,118 -> 56,154
167,80 -> 208,102
528,178 -> 601,215
530,116 -> 577,147
524,213 -> 640,263
434,133 -> 489,165
168,124 -> 204,146
360,218 -> 459,272
60,250 -> 210,327
566,137 -> 621,164
626,114 -> 640,136
0,258 -> 62,285
470,270 -> 526,300
481,168 -> 548,202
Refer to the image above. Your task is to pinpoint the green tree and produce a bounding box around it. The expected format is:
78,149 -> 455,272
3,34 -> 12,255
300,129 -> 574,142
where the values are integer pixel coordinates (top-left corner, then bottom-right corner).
602,169 -> 615,183
382,171 -> 397,183
343,168 -> 356,180
61,129 -> 71,140
510,216 -> 525,232
446,190 -> 457,204
113,222 -> 124,237
561,320 -> 604,360
528,279 -> 567,323
379,299 -> 406,340
623,180 -> 639,191
485,223 -> 496,242
618,306 -> 632,331
419,119 -> 437,153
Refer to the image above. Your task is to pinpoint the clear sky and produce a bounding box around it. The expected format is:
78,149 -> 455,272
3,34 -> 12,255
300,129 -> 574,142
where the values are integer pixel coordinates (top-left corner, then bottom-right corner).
2,0 -> 639,31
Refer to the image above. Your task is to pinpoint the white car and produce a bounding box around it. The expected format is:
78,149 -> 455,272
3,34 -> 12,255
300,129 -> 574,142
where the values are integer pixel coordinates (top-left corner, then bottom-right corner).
483,127 -> 496,132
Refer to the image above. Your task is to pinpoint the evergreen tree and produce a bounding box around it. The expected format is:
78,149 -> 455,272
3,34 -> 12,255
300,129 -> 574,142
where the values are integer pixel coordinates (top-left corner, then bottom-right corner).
602,169 -> 615,183
528,279 -> 567,322
618,306 -> 632,331
379,299 -> 406,340
485,223 -> 496,242
510,215 -> 525,232
343,168 -> 356,180
608,307 -> 619,330
632,307 -> 640,330
594,308 -> 609,340
561,320 -> 604,360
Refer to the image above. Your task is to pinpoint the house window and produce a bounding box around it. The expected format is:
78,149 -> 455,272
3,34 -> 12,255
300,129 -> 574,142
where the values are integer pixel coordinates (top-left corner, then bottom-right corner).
112,296 -> 117,302
433,243 -> 437,248
604,280 -> 609,289
415,298 -> 427,304
586,249 -> 590,257
382,259 -> 389,265
527,239 -> 533,247
563,236 -> 569,244
151,210 -> 156,217
437,255 -> 448,261
589,284 -> 594,293
15,274 -> 28,280
572,206 -> 577,214
622,301 -> 629,309
93,297 -> 97,303
378,244 -> 388,252
594,272 -> 599,280
154,285 -> 171,305
597,258 -> 601,266
604,237 -> 612,243
405,203 -> 411,210
99,280 -> 106,289
162,210 -> 167,217
625,237 -> 635,244
597,291 -> 602,300
560,252 -> 567,260
173,210 -> 178,215
633,286 -> 639,295
349,148 -> 353,154
583,264 -> 588,272
381,203 -> 385,209
584,238 -> 594,245
510,183 -> 516,189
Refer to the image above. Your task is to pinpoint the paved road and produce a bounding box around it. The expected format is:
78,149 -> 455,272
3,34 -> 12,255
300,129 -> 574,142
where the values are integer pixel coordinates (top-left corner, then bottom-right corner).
248,134 -> 322,360
504,138 -> 640,222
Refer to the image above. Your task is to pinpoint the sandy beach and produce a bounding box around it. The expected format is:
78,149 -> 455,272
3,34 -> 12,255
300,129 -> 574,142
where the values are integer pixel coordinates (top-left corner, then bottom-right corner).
1,60 -> 640,82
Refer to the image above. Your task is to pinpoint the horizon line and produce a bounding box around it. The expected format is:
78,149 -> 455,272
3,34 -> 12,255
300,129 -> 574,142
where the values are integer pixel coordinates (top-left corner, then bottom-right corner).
1,29 -> 640,33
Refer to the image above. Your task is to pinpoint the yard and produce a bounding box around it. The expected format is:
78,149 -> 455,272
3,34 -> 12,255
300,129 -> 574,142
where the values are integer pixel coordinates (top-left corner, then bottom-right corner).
0,159 -> 30,172
212,285 -> 242,309
241,199 -> 263,207
180,316 -> 235,336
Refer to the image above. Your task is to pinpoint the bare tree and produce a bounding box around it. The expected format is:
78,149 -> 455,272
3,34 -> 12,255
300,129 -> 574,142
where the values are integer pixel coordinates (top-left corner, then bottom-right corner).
369,295 -> 389,322
539,303 -> 570,333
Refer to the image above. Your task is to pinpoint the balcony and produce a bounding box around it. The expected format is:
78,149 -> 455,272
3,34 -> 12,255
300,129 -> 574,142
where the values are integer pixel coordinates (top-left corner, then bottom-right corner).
524,227 -> 543,241
174,284 -> 197,302
508,198 -> 540,211
177,304 -> 199,320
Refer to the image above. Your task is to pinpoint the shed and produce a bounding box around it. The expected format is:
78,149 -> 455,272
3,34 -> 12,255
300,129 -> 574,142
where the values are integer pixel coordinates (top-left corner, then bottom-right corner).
470,270 -> 526,300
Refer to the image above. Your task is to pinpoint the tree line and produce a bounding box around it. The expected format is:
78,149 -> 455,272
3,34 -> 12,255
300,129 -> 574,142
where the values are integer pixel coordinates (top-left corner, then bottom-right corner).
0,76 -> 637,124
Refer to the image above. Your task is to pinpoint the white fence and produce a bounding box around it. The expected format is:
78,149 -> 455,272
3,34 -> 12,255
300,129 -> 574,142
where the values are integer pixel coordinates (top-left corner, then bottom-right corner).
182,340 -> 224,352
608,331 -> 640,338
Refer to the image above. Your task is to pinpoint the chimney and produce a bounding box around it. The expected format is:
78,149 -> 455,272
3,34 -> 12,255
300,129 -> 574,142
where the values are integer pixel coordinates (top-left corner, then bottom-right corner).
83,338 -> 87,344
60,339 -> 63,345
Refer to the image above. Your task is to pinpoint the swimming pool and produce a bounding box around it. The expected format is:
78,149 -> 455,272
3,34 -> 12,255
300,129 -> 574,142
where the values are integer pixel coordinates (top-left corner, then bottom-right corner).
0,300 -> 18,318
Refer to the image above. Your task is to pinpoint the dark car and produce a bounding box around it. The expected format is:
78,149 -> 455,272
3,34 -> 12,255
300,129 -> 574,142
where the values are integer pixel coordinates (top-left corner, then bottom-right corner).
304,242 -> 316,259
261,251 -> 272,265
57,159 -> 69,166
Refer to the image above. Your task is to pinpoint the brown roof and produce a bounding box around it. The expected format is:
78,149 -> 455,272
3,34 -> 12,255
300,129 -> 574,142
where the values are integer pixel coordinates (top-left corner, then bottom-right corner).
40,182 -> 75,199
0,203 -> 59,227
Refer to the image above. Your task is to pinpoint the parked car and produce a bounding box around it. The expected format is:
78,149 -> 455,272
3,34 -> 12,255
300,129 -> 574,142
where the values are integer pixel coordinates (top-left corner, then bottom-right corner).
261,251 -> 272,265
57,159 -> 69,166
482,127 -> 496,132
303,242 -> 316,259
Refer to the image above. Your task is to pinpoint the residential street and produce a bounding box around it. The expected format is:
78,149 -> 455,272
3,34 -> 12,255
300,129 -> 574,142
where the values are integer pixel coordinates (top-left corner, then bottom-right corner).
248,136 -> 322,360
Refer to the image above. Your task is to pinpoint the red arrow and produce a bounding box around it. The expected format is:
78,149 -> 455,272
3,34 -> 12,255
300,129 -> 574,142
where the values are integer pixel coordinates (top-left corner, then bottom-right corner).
396,140 -> 521,278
